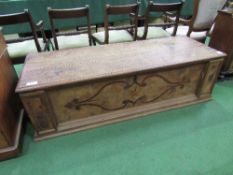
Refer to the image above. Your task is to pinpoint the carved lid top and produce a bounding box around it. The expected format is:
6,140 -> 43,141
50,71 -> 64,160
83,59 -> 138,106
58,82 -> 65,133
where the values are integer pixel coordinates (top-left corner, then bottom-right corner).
16,36 -> 226,93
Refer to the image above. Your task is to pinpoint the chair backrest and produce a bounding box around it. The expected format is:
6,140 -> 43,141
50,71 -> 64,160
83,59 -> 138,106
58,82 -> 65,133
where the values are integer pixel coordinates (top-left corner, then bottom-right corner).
48,6 -> 92,50
191,0 -> 227,31
104,3 -> 139,44
142,1 -> 183,39
0,10 -> 42,52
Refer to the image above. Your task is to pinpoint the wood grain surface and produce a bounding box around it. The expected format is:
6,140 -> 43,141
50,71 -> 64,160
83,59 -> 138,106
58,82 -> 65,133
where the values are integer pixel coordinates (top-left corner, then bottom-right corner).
16,36 -> 225,93
49,64 -> 203,123
17,36 -> 225,140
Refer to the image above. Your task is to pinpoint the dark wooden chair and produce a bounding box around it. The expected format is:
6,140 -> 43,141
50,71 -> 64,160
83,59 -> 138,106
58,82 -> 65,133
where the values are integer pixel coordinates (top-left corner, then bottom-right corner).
92,3 -> 139,44
137,1 -> 183,40
166,0 -> 227,42
0,9 -> 48,64
48,6 -> 92,50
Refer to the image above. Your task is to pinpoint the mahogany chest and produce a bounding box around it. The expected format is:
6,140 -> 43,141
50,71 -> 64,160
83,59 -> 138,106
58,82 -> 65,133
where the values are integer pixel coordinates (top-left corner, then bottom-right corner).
0,29 -> 24,160
209,10 -> 233,75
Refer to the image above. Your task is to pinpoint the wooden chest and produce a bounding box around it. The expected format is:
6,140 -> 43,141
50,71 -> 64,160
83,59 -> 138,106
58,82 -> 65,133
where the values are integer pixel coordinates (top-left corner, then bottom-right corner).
0,29 -> 24,160
16,37 -> 225,141
209,10 -> 233,75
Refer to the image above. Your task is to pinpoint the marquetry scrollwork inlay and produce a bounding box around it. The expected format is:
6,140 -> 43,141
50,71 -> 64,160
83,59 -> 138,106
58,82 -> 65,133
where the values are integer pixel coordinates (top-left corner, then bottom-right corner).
65,74 -> 185,112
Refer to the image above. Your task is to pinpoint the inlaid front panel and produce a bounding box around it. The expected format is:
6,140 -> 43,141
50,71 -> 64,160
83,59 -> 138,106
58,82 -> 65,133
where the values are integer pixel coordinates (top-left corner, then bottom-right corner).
48,64 -> 204,123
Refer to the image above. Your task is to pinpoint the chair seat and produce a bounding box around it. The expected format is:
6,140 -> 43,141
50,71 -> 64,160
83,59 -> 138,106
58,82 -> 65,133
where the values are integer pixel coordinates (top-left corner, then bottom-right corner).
137,26 -> 170,39
7,38 -> 45,59
166,26 -> 207,40
93,30 -> 133,44
13,64 -> 24,77
52,34 -> 90,50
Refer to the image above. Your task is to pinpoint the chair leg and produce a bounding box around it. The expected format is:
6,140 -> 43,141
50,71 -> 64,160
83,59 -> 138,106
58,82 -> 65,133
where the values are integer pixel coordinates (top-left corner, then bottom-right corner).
95,24 -> 98,32
92,36 -> 97,46
48,39 -> 55,51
